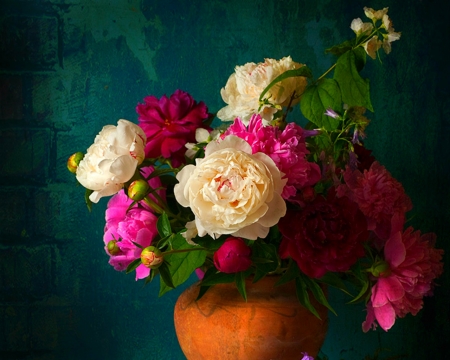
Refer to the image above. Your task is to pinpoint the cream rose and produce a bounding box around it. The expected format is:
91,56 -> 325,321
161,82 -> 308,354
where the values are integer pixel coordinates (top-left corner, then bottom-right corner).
217,56 -> 308,124
174,136 -> 287,240
76,119 -> 146,203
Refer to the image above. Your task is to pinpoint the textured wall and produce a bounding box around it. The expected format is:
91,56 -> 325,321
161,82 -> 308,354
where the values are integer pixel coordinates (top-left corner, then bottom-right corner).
0,0 -> 448,359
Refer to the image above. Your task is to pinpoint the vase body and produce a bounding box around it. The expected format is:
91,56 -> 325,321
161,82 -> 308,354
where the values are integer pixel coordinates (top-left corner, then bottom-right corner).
174,276 -> 328,360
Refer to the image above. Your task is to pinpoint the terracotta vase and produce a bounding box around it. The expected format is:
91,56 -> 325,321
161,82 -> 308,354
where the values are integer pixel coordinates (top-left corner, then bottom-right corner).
174,276 -> 328,360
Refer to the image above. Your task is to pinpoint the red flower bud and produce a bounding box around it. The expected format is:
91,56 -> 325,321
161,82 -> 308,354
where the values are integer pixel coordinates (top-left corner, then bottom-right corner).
140,246 -> 164,269
213,237 -> 252,273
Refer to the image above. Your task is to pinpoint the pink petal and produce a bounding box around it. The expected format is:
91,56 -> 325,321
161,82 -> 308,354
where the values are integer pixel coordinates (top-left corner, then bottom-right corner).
135,264 -> 150,280
373,303 -> 396,331
384,231 -> 406,268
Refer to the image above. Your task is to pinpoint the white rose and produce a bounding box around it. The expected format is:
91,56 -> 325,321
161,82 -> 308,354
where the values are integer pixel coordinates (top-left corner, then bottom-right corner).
76,119 -> 146,203
174,135 -> 287,240
217,56 -> 308,124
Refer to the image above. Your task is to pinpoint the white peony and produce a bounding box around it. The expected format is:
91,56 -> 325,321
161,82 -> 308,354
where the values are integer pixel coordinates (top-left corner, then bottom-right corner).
174,135 -> 287,240
217,57 -> 308,124
76,119 -> 147,203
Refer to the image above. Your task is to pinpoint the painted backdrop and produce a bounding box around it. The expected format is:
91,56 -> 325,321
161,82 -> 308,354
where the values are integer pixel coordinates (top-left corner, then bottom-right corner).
0,0 -> 449,359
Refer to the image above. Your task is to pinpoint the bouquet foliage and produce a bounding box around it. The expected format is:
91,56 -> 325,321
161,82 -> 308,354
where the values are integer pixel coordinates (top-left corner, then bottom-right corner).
68,7 -> 444,333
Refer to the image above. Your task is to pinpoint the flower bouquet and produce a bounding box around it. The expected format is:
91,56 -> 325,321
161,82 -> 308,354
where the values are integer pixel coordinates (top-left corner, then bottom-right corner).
68,6 -> 443,339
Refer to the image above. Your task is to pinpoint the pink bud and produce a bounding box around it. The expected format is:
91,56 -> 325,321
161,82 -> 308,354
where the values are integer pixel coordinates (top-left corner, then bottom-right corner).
213,237 -> 252,273
140,246 -> 164,269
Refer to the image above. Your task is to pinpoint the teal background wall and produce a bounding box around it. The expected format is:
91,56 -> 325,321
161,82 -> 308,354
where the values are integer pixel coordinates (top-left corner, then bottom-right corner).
0,0 -> 449,359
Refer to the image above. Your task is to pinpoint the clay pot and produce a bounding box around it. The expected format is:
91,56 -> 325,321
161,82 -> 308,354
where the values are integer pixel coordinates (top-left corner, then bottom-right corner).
174,276 -> 328,360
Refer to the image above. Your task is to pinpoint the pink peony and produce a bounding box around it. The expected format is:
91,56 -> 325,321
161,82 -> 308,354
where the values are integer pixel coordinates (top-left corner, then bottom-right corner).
363,215 -> 444,332
136,89 -> 210,167
213,237 -> 252,273
103,166 -> 164,280
222,115 -> 321,199
278,191 -> 368,278
337,161 -> 412,241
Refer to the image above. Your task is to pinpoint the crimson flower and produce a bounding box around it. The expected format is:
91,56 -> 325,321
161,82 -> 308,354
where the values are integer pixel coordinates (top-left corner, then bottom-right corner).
337,161 -> 412,241
136,89 -> 210,167
279,191 -> 368,278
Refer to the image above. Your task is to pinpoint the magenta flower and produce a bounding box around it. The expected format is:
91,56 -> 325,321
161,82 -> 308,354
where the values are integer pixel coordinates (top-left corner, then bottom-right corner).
104,195 -> 159,280
222,115 -> 321,199
136,89 -> 210,167
362,215 -> 444,332
103,166 -> 164,280
337,161 -> 412,241
279,191 -> 368,278
213,237 -> 252,273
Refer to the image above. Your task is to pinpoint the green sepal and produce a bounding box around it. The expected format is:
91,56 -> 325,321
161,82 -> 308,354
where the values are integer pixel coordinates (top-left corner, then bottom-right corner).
84,189 -> 93,212
259,66 -> 313,102
334,48 -> 373,111
126,258 -> 142,274
300,78 -> 342,131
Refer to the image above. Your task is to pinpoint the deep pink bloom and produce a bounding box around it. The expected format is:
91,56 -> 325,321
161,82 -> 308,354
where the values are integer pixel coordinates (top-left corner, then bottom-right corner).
337,161 -> 412,241
213,237 -> 252,273
103,166 -> 164,280
223,115 -> 321,199
362,215 -> 444,332
136,89 -> 210,167
104,203 -> 159,280
279,191 -> 368,278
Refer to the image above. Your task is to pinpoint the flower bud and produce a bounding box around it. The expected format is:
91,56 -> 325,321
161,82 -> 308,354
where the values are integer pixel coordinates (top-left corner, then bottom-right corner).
140,246 -> 164,269
67,152 -> 84,174
107,240 -> 120,256
371,260 -> 391,278
128,179 -> 150,201
213,237 -> 252,273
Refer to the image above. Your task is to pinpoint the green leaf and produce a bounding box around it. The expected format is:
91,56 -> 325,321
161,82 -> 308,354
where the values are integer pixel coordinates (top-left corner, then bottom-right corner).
300,273 -> 337,315
251,241 -> 279,281
200,270 -> 235,287
295,277 -> 321,319
159,233 -> 207,296
193,236 -> 226,251
334,49 -> 373,111
325,40 -> 355,56
157,212 -> 171,238
158,262 -> 175,289
348,277 -> 370,304
126,258 -> 142,274
259,66 -> 313,101
275,259 -> 301,286
84,189 -> 93,212
235,272 -> 247,302
300,78 -> 342,131
317,272 -> 351,296
144,267 -> 158,285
